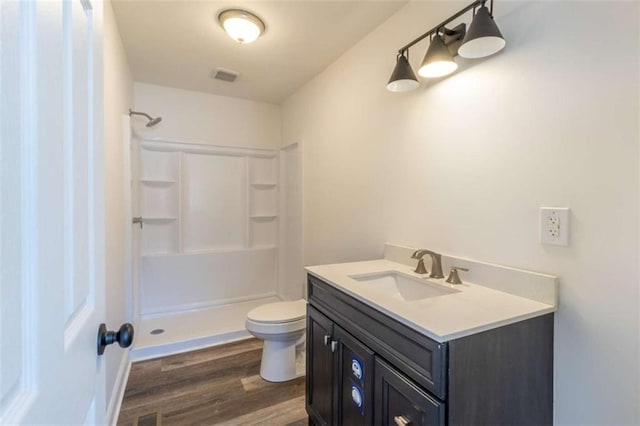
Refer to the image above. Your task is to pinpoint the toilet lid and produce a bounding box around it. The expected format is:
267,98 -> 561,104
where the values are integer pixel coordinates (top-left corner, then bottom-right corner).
247,300 -> 307,324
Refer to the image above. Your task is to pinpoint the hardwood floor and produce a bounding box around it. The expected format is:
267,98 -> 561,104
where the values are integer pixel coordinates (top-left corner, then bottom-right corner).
117,338 -> 307,426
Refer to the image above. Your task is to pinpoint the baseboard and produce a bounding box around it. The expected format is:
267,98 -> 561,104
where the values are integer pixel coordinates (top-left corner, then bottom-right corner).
105,351 -> 132,426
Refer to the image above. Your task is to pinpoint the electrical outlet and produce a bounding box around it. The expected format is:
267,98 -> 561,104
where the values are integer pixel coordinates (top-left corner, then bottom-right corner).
540,207 -> 570,246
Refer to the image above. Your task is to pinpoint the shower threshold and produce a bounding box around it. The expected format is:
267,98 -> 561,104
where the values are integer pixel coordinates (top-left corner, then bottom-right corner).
131,296 -> 281,361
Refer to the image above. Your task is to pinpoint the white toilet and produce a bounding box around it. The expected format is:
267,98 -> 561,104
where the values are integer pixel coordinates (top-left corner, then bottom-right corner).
246,299 -> 307,382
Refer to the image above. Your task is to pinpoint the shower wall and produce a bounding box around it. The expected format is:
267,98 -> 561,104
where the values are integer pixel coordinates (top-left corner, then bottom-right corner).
131,83 -> 285,322
136,140 -> 279,315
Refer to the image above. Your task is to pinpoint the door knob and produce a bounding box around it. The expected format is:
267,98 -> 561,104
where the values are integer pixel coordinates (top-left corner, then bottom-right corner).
97,323 -> 134,355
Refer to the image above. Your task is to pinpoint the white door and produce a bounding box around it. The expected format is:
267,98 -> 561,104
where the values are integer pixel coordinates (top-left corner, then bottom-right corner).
1,0 -> 107,424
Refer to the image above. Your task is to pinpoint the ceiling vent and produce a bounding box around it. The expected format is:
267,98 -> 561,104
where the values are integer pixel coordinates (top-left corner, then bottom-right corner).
211,68 -> 238,82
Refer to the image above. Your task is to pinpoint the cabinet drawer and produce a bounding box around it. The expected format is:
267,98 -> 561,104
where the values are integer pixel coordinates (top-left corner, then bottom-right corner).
375,358 -> 445,426
308,274 -> 447,399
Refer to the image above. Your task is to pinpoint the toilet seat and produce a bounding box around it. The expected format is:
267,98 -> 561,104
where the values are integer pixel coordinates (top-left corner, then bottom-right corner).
247,300 -> 306,324
246,317 -> 305,336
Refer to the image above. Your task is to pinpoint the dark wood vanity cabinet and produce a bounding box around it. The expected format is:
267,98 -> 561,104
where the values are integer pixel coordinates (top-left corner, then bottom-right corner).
307,305 -> 375,426
307,305 -> 335,425
375,358 -> 445,426
306,274 -> 554,426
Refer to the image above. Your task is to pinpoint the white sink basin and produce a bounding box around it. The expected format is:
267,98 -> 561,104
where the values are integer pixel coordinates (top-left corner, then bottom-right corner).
349,271 -> 459,302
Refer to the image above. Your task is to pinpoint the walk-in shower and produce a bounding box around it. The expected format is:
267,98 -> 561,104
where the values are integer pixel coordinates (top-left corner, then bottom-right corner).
129,109 -> 162,127
128,137 -> 304,360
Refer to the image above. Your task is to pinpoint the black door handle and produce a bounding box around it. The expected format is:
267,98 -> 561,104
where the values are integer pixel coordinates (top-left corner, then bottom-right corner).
97,323 -> 134,355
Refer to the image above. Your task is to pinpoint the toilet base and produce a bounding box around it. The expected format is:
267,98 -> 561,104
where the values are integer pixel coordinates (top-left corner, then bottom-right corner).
259,339 -> 305,382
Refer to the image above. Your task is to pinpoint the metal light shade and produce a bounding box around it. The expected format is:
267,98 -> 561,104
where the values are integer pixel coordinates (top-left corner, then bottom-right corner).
458,6 -> 505,59
418,35 -> 458,78
387,54 -> 419,92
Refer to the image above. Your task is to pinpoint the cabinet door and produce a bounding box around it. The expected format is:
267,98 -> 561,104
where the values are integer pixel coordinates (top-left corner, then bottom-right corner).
306,305 -> 335,426
335,326 -> 375,426
375,358 -> 445,426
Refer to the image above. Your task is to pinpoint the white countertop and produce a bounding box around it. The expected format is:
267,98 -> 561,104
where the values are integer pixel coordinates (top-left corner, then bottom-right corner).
306,258 -> 557,343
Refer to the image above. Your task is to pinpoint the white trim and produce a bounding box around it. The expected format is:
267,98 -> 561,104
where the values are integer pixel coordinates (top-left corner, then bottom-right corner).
135,134 -> 277,153
2,3 -> 41,423
138,139 -> 277,158
139,291 -> 278,317
131,333 -> 253,362
104,352 -> 131,426
62,0 -> 75,321
140,245 -> 275,258
123,116 -> 133,322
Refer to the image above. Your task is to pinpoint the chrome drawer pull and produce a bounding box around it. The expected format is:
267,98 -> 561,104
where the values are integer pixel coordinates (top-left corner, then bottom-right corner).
394,415 -> 411,426
324,334 -> 331,346
331,340 -> 338,352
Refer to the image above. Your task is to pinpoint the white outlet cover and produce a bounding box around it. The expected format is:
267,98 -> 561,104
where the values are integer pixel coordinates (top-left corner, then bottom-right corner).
540,207 -> 570,246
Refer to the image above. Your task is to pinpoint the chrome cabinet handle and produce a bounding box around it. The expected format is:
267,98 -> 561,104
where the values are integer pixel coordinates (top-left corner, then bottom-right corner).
331,340 -> 338,352
324,334 -> 331,346
394,415 -> 411,426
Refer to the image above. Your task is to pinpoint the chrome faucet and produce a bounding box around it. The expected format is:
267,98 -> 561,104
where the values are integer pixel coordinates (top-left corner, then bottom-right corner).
411,249 -> 445,279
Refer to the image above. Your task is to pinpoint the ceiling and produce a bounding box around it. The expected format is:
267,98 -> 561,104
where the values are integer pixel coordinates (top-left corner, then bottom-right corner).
112,1 -> 406,104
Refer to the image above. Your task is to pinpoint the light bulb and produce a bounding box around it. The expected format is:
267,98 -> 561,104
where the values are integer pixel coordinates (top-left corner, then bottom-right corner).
418,35 -> 458,78
218,10 -> 265,44
418,60 -> 458,78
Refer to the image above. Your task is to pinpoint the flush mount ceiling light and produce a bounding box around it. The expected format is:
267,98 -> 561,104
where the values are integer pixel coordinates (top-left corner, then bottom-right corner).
218,9 -> 265,44
387,0 -> 505,92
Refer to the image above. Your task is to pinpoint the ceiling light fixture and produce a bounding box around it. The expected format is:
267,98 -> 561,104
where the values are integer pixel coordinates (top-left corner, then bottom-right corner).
218,9 -> 265,44
387,0 -> 505,92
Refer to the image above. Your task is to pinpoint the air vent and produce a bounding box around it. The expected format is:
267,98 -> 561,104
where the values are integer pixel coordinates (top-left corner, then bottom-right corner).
211,68 -> 238,82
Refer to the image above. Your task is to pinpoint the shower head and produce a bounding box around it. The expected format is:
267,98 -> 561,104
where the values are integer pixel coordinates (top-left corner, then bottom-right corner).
129,109 -> 162,127
146,117 -> 162,127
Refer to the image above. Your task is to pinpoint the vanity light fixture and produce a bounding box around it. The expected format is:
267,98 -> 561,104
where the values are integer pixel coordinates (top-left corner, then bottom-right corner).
218,9 -> 265,44
386,52 -> 419,92
418,32 -> 458,78
458,5 -> 505,59
387,0 -> 505,92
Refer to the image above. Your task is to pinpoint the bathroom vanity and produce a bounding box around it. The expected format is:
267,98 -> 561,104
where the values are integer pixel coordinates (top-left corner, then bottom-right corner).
305,247 -> 557,426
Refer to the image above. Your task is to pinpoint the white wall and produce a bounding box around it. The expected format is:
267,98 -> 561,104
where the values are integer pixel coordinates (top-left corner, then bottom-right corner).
279,143 -> 304,300
103,0 -> 133,421
133,83 -> 281,149
282,1 -> 639,424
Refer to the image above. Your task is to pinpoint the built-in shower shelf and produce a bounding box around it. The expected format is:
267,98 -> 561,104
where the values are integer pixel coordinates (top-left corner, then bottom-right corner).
142,217 -> 177,222
140,179 -> 176,186
250,215 -> 278,220
251,244 -> 277,250
250,182 -> 277,188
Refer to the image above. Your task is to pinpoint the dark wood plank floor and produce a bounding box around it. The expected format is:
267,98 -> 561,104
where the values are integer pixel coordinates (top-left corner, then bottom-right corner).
117,338 -> 307,426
